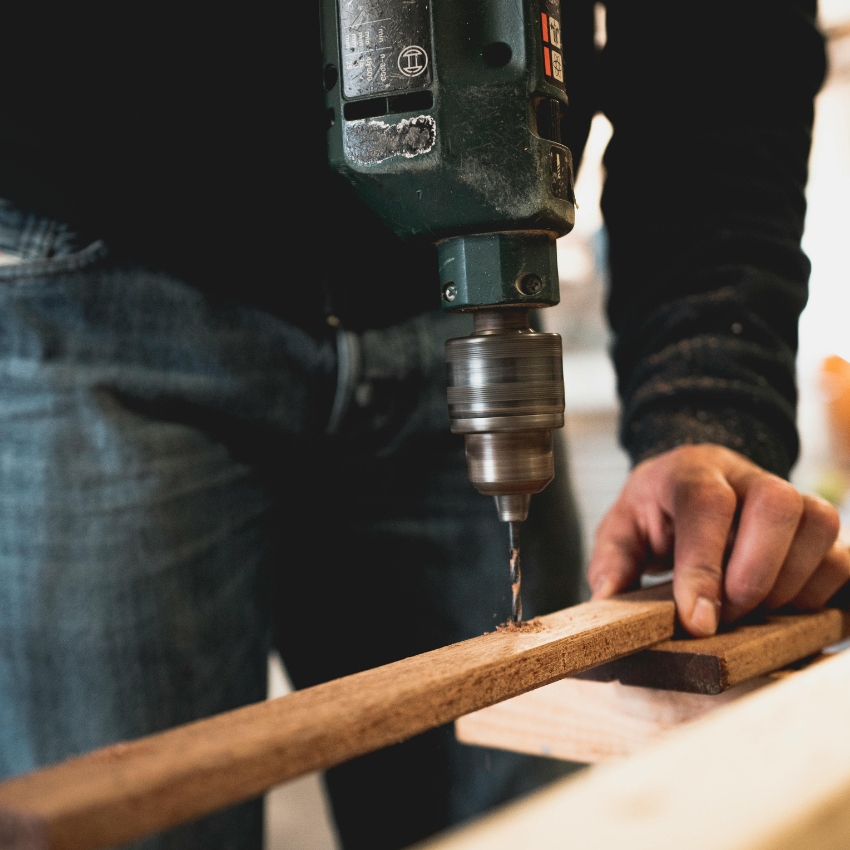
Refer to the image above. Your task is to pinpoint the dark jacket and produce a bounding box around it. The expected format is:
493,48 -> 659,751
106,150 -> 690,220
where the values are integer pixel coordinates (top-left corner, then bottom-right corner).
0,1 -> 825,476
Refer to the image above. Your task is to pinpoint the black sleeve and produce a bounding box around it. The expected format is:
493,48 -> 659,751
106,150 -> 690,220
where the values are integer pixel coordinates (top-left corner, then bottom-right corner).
599,0 -> 826,477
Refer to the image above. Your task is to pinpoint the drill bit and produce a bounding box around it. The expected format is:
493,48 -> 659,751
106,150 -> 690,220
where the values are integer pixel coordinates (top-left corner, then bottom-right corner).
508,521 -> 522,624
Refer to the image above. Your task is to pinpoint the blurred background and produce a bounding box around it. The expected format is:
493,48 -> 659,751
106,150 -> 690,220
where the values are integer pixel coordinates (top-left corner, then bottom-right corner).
267,3 -> 850,846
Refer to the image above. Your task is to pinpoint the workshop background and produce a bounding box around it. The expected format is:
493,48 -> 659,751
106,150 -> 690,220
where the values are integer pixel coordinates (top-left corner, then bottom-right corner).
267,3 -> 850,847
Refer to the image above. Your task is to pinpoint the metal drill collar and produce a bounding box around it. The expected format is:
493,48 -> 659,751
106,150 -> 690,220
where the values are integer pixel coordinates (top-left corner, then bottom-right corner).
445,332 -> 565,425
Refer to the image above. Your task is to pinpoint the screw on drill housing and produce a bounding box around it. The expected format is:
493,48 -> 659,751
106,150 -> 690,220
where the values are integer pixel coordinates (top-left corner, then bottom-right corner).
517,273 -> 543,296
442,282 -> 458,302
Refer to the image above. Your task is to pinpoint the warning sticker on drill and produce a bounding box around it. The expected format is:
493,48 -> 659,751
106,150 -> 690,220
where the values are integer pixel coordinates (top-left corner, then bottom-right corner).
339,0 -> 433,99
539,0 -> 566,90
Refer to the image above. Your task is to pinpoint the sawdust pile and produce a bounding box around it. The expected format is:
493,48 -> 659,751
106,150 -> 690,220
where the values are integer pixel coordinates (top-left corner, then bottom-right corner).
495,617 -> 546,634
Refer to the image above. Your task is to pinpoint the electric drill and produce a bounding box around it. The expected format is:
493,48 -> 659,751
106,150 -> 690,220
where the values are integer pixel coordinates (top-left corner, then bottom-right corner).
320,0 -> 575,621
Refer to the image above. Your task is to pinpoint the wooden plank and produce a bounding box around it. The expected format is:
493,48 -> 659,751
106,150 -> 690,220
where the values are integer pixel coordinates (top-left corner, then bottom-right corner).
423,647 -> 850,850
581,584 -> 850,693
456,674 -> 772,763
0,593 -> 674,850
614,610 -> 849,693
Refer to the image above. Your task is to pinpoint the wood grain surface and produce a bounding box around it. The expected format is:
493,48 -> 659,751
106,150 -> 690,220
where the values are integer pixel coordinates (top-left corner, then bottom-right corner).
424,647 -> 850,850
0,593 -> 674,850
455,673 -> 772,763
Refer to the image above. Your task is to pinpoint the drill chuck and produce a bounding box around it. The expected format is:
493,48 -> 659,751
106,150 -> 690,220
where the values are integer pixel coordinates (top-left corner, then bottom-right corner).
446,308 -> 564,522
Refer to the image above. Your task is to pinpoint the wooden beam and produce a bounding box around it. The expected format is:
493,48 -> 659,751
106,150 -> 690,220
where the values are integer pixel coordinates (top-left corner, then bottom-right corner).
581,586 -> 850,693
456,673 -> 773,763
423,647 -> 850,850
0,593 -> 673,850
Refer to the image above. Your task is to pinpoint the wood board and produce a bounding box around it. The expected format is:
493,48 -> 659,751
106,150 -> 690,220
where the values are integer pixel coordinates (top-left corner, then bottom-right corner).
581,586 -> 850,693
423,647 -> 850,850
0,593 -> 674,850
455,673 -> 773,763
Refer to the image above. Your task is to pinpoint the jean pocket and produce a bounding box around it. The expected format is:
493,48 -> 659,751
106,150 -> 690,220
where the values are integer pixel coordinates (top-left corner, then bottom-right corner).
0,239 -> 109,283
0,199 -> 110,283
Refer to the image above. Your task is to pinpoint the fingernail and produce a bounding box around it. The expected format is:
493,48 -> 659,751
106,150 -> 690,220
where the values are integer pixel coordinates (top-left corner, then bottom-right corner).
591,576 -> 618,599
691,596 -> 719,636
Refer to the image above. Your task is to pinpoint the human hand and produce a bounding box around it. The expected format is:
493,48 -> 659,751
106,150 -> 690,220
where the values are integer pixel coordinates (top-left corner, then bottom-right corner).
587,444 -> 850,636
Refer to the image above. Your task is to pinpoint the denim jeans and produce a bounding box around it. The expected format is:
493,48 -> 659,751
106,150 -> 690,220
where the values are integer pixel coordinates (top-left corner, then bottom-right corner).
0,200 -> 584,849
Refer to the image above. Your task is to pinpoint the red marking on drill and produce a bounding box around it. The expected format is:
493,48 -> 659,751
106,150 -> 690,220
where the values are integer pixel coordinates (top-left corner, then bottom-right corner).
543,46 -> 551,77
541,12 -> 549,43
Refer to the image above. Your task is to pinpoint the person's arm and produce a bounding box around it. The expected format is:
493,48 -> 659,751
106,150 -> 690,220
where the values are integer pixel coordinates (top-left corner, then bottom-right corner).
588,0 -> 850,635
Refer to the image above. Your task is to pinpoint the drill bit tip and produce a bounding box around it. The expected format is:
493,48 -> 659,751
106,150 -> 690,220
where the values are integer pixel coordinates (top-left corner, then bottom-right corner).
508,521 -> 522,624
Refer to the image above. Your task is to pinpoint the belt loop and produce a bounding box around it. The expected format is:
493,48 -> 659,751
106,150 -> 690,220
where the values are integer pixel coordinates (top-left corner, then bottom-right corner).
326,328 -> 361,436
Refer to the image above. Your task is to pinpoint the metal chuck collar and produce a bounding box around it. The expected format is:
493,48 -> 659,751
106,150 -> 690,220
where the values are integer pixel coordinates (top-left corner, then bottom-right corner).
445,308 -> 565,522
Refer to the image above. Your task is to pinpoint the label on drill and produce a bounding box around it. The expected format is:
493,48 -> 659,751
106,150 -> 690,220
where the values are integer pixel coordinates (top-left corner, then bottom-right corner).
549,144 -> 574,202
345,114 -> 436,164
339,0 -> 433,99
539,0 -> 566,90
